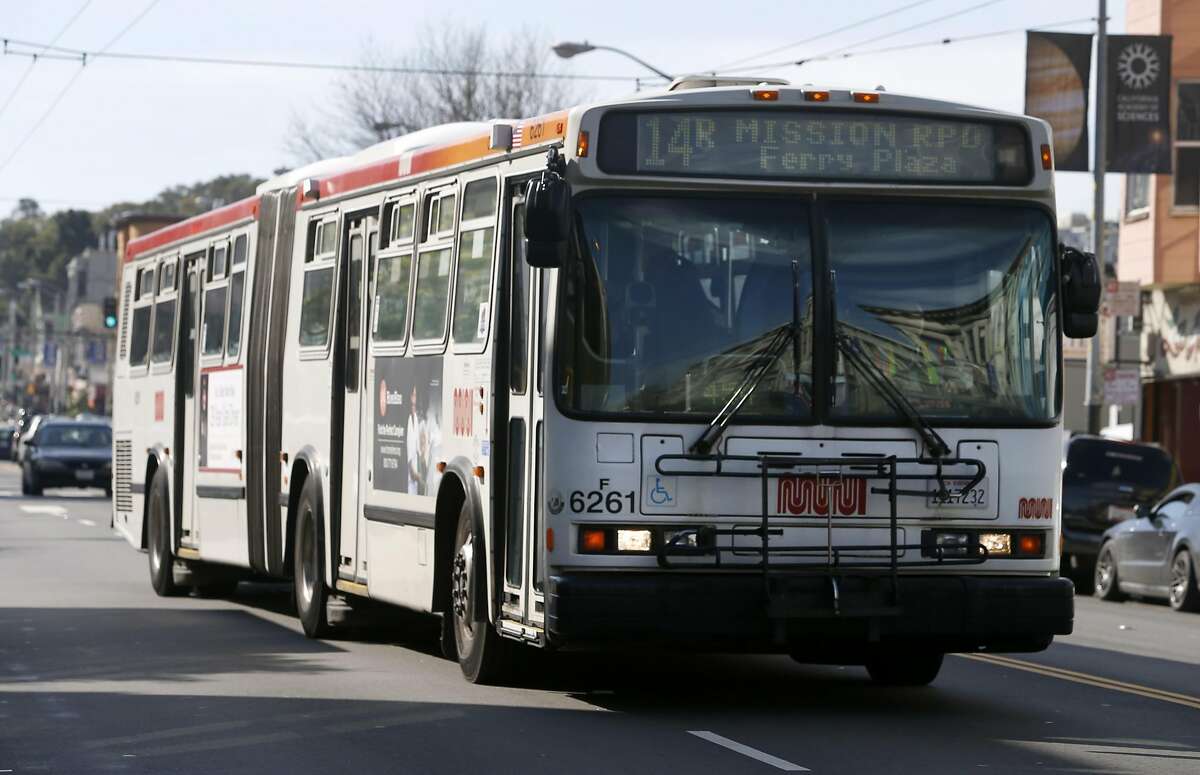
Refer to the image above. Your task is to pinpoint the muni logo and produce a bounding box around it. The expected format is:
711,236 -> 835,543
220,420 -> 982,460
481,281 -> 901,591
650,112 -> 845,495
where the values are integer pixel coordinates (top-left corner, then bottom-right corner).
776,475 -> 867,517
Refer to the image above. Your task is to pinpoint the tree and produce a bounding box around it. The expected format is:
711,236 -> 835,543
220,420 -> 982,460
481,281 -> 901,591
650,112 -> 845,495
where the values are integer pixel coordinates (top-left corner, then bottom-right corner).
288,24 -> 577,163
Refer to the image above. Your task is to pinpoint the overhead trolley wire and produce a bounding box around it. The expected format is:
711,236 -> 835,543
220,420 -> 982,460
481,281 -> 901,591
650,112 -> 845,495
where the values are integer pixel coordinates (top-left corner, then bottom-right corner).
0,0 -> 93,121
0,36 -> 637,83
719,0 -> 1007,75
713,0 -> 938,72
715,15 -> 1098,74
0,0 -> 160,177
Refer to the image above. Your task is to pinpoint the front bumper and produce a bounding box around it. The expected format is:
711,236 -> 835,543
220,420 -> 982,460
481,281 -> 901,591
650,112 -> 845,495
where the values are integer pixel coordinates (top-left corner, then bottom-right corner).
547,572 -> 1073,656
32,463 -> 111,488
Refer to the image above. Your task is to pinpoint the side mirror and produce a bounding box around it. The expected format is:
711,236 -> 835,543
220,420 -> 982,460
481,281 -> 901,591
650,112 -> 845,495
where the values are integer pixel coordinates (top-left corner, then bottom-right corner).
1061,245 -> 1101,339
523,152 -> 572,268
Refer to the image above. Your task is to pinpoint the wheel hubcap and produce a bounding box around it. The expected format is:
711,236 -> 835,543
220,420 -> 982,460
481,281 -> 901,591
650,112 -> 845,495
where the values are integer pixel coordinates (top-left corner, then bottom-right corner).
1097,554 -> 1113,592
1170,556 -> 1189,606
452,532 -> 474,644
299,508 -> 316,608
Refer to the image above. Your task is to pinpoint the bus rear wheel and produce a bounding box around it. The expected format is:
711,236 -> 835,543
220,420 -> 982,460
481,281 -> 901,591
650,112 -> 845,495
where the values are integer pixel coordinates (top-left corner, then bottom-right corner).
449,501 -> 513,684
147,468 -> 183,597
293,476 -> 333,638
865,650 -> 944,686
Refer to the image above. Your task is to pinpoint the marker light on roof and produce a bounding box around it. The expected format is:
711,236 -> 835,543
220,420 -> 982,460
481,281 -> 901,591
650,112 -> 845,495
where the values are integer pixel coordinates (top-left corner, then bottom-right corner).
803,90 -> 830,102
851,91 -> 880,103
1040,144 -> 1053,170
751,88 -> 780,101
576,130 -> 590,158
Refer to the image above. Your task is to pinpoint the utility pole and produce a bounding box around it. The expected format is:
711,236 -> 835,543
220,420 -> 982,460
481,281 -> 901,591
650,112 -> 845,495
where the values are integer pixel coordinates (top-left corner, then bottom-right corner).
1085,0 -> 1108,434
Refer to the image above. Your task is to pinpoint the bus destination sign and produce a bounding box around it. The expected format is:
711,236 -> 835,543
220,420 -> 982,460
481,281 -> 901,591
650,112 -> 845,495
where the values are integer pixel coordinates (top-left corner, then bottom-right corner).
612,110 -> 1029,184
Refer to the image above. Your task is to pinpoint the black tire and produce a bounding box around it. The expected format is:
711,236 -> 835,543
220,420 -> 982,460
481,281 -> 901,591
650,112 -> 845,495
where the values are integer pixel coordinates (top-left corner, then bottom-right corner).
293,475 -> 333,638
865,651 -> 944,686
1094,544 -> 1126,601
1066,554 -> 1095,595
22,464 -> 42,497
147,467 -> 183,597
449,500 -> 514,684
1168,550 -> 1200,612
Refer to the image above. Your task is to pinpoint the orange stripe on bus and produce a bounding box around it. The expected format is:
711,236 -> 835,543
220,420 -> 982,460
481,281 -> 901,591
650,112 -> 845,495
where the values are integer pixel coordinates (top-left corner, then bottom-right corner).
125,196 -> 260,262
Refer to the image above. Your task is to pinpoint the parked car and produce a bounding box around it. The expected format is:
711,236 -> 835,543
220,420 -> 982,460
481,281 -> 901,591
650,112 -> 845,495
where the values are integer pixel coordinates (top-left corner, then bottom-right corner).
21,418 -> 113,497
1062,435 -> 1176,592
0,424 -> 13,459
1095,483 -> 1200,612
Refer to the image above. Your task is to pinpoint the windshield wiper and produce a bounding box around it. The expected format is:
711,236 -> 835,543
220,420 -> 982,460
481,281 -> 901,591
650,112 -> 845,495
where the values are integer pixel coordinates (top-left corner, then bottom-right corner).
834,331 -> 951,459
690,259 -> 807,455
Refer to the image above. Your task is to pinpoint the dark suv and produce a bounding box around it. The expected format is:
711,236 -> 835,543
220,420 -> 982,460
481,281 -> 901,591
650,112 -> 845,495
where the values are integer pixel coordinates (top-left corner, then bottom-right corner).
21,419 -> 112,497
1062,435 -> 1176,591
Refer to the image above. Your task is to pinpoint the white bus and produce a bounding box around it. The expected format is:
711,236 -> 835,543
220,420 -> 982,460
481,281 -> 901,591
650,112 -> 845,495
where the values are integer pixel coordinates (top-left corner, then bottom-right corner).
113,77 -> 1101,685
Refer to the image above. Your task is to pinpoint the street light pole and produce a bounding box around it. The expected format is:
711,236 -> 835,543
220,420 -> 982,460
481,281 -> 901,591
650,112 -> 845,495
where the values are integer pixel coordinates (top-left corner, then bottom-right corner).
552,41 -> 673,81
1085,0 -> 1108,434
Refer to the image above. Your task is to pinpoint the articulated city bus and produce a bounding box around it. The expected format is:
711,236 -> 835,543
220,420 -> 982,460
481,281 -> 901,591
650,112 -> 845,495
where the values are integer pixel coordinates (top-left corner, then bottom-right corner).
113,76 -> 1101,685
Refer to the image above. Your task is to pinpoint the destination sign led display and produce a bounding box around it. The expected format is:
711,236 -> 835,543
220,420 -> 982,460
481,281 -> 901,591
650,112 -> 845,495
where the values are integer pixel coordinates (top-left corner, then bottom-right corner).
598,110 -> 1031,185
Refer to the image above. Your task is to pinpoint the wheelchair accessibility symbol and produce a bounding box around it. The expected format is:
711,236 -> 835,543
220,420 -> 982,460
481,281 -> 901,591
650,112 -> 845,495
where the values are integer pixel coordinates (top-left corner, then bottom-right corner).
645,476 -> 677,508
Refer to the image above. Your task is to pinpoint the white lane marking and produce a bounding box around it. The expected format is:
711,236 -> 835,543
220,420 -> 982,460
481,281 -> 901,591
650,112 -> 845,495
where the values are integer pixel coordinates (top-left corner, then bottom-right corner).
78,519 -> 97,527
688,731 -> 809,772
19,505 -> 67,516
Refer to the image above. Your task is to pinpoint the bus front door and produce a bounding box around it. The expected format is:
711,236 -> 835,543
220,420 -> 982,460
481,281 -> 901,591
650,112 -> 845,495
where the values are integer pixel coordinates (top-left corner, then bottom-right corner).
335,213 -> 374,583
501,195 -> 546,630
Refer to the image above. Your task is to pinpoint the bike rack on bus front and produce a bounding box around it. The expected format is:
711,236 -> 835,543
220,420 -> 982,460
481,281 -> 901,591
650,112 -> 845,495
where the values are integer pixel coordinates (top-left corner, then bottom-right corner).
653,452 -> 988,619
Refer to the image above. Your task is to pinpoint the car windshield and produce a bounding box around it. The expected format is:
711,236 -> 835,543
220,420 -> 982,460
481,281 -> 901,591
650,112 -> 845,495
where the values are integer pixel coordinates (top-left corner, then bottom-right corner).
559,196 -> 813,417
1065,438 -> 1174,493
558,196 -> 1058,424
38,424 -> 112,448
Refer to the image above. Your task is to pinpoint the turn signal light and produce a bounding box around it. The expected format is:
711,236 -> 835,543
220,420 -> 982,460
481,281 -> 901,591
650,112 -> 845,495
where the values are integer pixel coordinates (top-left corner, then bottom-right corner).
1040,144 -> 1053,170
576,130 -> 590,158
752,88 -> 780,101
580,528 -> 607,553
546,527 -> 555,552
1016,533 -> 1045,557
803,90 -> 830,102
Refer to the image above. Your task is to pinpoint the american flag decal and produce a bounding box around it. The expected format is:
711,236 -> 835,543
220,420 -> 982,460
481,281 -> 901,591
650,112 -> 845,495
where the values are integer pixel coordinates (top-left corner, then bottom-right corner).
512,125 -> 524,149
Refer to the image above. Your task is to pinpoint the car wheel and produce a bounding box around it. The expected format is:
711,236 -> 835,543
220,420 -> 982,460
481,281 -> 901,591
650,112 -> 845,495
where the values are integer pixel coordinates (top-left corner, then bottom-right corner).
147,468 -> 183,597
865,651 -> 944,686
22,464 -> 42,497
1168,550 -> 1200,612
1094,544 -> 1126,601
449,500 -> 515,684
293,475 -> 333,638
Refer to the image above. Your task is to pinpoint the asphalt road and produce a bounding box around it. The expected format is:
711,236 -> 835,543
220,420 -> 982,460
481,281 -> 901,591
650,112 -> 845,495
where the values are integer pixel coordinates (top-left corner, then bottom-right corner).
1,460 -> 1199,774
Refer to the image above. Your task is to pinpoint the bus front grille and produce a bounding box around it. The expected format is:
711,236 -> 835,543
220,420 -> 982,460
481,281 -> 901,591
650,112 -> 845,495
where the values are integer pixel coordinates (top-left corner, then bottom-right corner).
114,439 -> 133,513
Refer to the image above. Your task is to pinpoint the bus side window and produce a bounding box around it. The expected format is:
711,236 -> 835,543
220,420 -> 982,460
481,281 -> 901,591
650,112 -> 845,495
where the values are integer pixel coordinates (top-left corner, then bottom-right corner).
226,234 -> 248,358
129,305 -> 152,366
151,293 -> 176,365
451,177 -> 497,346
374,204 -> 414,343
300,217 -> 338,348
412,189 -> 455,343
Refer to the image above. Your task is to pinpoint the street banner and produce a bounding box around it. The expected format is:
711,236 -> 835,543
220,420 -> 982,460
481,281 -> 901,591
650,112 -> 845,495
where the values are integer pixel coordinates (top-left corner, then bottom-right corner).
1100,280 -> 1141,318
1025,32 -> 1093,172
1106,35 -> 1173,173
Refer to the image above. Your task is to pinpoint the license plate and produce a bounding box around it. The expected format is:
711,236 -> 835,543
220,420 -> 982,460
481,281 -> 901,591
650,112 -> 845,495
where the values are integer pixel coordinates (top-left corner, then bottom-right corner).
75,469 -> 95,481
1107,504 -> 1135,523
928,479 -> 988,509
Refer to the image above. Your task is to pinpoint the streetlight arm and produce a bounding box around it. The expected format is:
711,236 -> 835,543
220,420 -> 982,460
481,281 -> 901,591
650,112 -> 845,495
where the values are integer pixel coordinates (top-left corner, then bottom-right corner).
589,44 -> 673,81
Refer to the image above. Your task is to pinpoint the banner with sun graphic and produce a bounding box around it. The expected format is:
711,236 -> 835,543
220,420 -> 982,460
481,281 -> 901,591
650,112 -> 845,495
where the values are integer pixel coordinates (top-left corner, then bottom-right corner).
1106,35 -> 1173,173
1025,32 -> 1093,172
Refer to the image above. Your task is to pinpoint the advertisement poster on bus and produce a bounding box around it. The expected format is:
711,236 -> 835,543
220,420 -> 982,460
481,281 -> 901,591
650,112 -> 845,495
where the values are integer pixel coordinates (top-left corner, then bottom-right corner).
374,356 -> 444,495
199,366 -> 243,472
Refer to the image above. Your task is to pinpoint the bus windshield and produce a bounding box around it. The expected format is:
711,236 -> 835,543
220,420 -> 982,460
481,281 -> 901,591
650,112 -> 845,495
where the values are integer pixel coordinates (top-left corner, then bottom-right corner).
559,196 -> 814,418
558,196 -> 1057,425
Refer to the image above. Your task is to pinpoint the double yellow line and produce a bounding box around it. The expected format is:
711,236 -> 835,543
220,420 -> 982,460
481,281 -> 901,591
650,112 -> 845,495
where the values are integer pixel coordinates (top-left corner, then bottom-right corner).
961,653 -> 1200,711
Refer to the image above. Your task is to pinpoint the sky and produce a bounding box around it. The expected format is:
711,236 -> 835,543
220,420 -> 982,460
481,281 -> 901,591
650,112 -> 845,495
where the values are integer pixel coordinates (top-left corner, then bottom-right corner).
0,0 -> 1125,223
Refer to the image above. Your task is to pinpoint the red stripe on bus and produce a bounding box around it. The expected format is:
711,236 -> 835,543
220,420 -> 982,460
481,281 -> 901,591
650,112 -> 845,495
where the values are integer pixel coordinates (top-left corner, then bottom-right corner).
126,197 -> 260,262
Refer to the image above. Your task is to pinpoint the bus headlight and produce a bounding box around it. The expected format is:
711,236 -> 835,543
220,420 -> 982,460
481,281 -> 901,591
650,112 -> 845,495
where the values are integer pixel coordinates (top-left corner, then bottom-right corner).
978,532 -> 1012,556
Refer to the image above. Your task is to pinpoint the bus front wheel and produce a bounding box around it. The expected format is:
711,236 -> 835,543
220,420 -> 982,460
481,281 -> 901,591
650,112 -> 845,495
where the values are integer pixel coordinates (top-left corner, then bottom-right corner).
864,650 -> 944,686
293,476 -> 333,638
448,501 -> 513,684
147,468 -> 183,597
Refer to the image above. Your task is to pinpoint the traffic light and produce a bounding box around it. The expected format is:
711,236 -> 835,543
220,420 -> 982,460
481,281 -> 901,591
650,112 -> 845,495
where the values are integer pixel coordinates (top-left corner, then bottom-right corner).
103,297 -> 118,329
